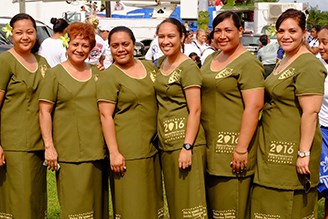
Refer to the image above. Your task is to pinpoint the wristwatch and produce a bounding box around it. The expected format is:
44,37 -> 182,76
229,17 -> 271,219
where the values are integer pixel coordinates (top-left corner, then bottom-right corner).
183,143 -> 193,150
297,151 -> 310,158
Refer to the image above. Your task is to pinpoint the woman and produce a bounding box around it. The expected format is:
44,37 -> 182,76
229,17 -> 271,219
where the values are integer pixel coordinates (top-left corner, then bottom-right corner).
97,26 -> 163,218
317,25 -> 328,219
155,18 -> 207,218
0,13 -> 49,218
201,11 -> 264,218
38,17 -> 69,67
252,9 -> 326,219
39,22 -> 108,218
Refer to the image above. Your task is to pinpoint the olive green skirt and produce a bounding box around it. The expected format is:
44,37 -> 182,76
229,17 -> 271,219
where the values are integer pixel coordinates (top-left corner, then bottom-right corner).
56,160 -> 109,219
111,153 -> 164,219
206,175 -> 252,219
251,184 -> 317,219
161,146 -> 208,219
0,150 -> 47,219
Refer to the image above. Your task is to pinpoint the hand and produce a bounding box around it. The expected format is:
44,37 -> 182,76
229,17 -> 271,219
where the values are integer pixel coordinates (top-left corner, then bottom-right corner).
296,156 -> 311,175
96,63 -> 105,71
178,148 -> 192,169
45,146 -> 59,171
0,146 -> 5,167
109,152 -> 126,176
231,150 -> 248,174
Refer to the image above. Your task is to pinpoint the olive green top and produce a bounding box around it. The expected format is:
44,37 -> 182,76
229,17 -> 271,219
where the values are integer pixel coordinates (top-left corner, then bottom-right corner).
39,65 -> 105,162
97,60 -> 158,160
155,58 -> 206,151
0,51 -> 49,151
201,51 -> 264,177
254,53 -> 326,190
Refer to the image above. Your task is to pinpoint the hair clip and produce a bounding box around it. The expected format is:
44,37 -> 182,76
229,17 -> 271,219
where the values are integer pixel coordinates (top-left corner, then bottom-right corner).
1,23 -> 12,39
59,33 -> 70,48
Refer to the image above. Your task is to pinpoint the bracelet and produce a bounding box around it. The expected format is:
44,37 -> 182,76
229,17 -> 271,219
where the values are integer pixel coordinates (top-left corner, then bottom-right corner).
234,149 -> 248,155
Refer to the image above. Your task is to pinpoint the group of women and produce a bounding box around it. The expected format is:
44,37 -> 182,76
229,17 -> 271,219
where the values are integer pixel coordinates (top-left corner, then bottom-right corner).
0,8 -> 327,219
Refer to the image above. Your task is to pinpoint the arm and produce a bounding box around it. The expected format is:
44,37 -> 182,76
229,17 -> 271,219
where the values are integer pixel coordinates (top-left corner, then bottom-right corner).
305,41 -> 320,55
231,88 -> 264,173
0,92 -> 5,166
39,101 -> 59,171
178,86 -> 201,169
296,94 -> 323,175
98,101 -> 126,175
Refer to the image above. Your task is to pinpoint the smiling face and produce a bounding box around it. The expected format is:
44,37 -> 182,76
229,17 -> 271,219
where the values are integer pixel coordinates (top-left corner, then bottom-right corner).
66,35 -> 91,65
109,31 -> 135,66
157,22 -> 184,57
213,17 -> 242,54
319,28 -> 328,62
276,18 -> 306,54
11,19 -> 37,54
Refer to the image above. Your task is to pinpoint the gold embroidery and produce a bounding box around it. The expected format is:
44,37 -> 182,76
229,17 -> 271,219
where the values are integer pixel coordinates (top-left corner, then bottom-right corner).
268,140 -> 295,164
158,207 -> 164,218
94,74 -> 98,82
40,64 -> 48,78
0,212 -> 13,219
302,212 -> 315,219
163,117 -> 186,143
212,209 -> 236,219
182,205 -> 207,218
215,68 -> 233,79
253,213 -> 280,219
150,70 -> 157,83
68,211 -> 94,219
115,214 -> 122,219
215,131 -> 239,154
168,69 -> 182,84
278,68 -> 295,80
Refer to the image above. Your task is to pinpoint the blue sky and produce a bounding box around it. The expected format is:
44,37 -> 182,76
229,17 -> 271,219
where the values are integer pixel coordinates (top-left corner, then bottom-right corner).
279,0 -> 328,11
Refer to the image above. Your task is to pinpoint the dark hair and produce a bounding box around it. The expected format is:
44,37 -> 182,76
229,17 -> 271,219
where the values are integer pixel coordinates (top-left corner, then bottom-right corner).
108,26 -> 136,45
212,11 -> 242,30
259,34 -> 269,46
276,9 -> 306,31
312,25 -> 321,33
321,25 -> 328,32
156,18 -> 184,38
64,22 -> 96,49
189,52 -> 201,68
50,18 -> 69,33
10,13 -> 40,53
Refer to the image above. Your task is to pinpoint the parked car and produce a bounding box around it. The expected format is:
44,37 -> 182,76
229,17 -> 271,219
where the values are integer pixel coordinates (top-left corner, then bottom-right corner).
0,16 -> 53,53
242,33 -> 261,56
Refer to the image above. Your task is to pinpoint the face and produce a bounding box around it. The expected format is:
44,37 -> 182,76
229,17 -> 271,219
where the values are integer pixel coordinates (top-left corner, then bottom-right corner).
110,31 -> 134,65
197,31 -> 206,43
99,30 -> 109,41
311,28 -> 318,38
185,33 -> 193,44
67,35 -> 91,64
276,18 -> 305,54
213,17 -> 242,53
319,29 -> 328,61
157,22 -> 183,57
11,19 -> 37,54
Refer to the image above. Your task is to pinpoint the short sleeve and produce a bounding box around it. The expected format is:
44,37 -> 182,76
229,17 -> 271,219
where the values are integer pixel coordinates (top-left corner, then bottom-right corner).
238,56 -> 264,90
96,67 -> 120,103
0,52 -> 13,92
295,62 -> 326,96
39,69 -> 58,103
181,60 -> 202,89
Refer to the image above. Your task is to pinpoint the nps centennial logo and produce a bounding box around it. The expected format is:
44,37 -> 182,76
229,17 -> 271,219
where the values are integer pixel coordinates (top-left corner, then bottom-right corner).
215,68 -> 233,79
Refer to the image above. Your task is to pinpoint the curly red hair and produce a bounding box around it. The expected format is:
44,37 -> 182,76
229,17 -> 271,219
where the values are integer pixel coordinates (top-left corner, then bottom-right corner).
64,22 -> 96,49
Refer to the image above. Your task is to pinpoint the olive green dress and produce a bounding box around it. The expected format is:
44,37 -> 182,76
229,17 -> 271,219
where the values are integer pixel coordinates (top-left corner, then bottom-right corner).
39,64 -> 108,219
252,53 -> 327,219
97,60 -> 164,219
155,58 -> 208,219
201,51 -> 264,219
0,51 -> 49,219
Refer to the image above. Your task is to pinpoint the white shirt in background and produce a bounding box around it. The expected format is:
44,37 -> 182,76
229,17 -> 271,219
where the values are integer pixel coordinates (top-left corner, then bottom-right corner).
38,38 -> 67,68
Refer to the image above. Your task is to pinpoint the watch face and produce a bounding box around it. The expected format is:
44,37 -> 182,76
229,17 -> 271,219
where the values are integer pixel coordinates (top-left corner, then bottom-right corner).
183,144 -> 192,150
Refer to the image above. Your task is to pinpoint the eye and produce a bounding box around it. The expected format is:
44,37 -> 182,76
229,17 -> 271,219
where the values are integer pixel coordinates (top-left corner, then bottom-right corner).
111,44 -> 119,49
213,29 -> 221,33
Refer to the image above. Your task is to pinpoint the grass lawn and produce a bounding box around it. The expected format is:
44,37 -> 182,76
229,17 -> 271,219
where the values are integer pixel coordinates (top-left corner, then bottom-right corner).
47,171 -> 325,219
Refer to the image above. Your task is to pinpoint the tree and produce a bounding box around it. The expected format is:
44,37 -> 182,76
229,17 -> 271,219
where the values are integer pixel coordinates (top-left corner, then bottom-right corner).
306,7 -> 328,29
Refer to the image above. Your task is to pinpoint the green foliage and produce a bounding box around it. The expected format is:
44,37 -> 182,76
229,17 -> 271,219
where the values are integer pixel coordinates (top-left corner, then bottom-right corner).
307,7 -> 328,29
255,0 -> 278,2
198,11 -> 210,31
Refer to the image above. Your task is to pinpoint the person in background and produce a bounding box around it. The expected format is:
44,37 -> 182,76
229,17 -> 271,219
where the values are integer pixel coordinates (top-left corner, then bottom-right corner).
97,26 -> 163,218
155,18 -> 208,219
184,30 -> 200,57
307,25 -> 321,58
257,34 -> 279,78
317,25 -> 328,219
100,4 -> 106,12
189,52 -> 201,68
252,9 -> 326,219
114,0 -> 124,10
145,35 -> 164,64
201,11 -> 264,218
0,13 -> 50,219
193,29 -> 208,56
200,31 -> 217,65
98,24 -> 112,68
85,15 -> 106,66
38,17 -> 69,67
39,22 -> 108,218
